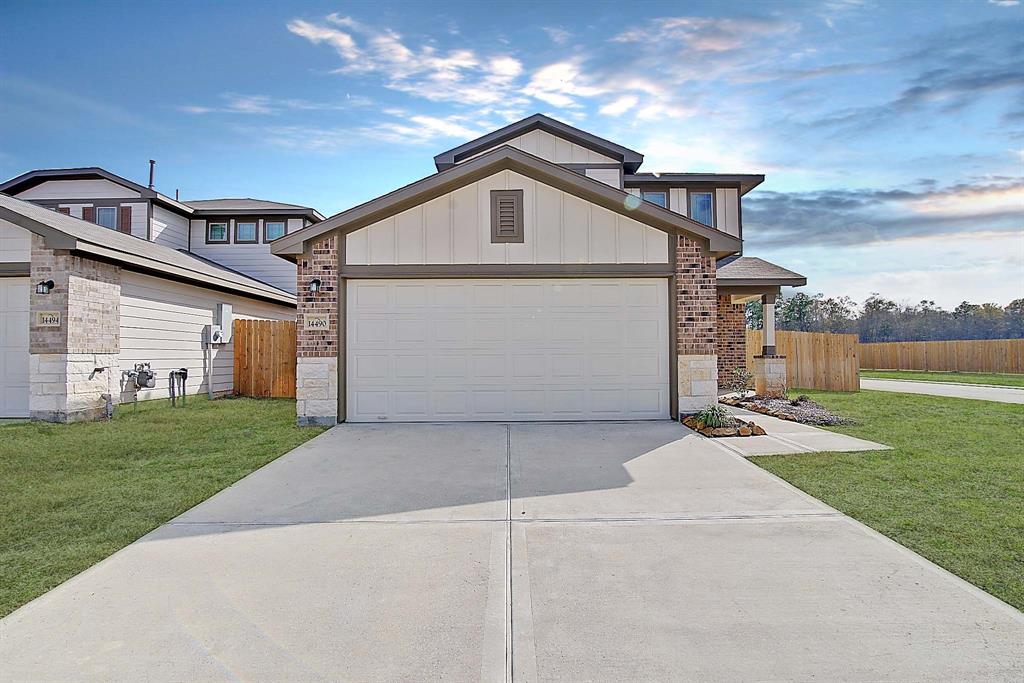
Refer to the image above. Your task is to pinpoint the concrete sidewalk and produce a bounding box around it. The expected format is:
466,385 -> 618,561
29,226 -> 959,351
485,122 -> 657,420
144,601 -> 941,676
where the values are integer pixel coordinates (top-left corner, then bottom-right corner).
714,405 -> 891,456
2,423 -> 1022,682
862,377 -> 1024,403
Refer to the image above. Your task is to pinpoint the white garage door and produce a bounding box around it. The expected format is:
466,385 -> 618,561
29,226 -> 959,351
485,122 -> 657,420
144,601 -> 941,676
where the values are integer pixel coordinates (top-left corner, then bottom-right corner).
346,278 -> 669,422
0,277 -> 30,418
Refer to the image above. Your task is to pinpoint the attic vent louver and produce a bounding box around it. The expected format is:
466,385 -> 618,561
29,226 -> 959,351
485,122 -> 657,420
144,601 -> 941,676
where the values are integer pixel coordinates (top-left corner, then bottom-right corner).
490,189 -> 524,243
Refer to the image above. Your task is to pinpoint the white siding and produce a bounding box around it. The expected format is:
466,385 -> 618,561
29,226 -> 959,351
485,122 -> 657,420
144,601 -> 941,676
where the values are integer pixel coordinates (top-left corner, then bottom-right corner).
0,221 -> 30,262
346,170 -> 669,266
669,188 -> 687,215
716,188 -> 740,236
150,205 -> 189,250
16,179 -> 141,200
584,168 -> 622,188
464,129 -> 618,165
188,219 -> 298,293
118,271 -> 294,401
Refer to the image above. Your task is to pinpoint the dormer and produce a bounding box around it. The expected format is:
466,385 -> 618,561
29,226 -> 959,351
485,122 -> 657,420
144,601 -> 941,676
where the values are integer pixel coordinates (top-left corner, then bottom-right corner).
433,113 -> 644,189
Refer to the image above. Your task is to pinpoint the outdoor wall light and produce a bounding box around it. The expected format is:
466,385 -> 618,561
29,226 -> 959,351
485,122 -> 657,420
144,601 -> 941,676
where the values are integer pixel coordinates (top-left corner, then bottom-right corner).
308,278 -> 322,294
35,280 -> 54,295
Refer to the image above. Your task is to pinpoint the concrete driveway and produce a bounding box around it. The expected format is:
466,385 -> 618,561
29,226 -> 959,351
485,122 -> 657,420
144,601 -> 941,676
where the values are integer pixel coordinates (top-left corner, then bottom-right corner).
3,423 -> 1022,682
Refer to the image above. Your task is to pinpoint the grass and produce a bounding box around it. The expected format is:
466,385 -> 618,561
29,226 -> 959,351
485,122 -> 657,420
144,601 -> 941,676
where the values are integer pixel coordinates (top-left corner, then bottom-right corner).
752,389 -> 1024,610
0,397 -> 325,617
862,369 -> 1024,388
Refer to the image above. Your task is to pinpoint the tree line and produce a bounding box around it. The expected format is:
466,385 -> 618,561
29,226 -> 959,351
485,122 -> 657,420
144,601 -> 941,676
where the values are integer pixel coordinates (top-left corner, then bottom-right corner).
745,294 -> 1024,342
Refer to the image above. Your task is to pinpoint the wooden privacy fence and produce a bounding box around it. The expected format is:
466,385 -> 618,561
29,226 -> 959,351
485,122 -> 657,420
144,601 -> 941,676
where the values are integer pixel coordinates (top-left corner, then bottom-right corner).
233,320 -> 297,398
860,339 -> 1024,374
746,330 -> 860,392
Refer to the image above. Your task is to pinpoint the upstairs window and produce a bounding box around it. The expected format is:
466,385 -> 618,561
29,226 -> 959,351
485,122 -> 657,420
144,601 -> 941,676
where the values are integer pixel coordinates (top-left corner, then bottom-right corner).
235,220 -> 258,244
641,191 -> 667,208
264,220 -> 286,242
95,206 -> 117,229
207,221 -> 229,243
689,192 -> 714,227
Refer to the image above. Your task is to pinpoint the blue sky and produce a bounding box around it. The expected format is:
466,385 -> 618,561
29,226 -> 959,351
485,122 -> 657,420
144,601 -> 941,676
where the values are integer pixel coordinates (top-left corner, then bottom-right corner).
2,0 -> 1021,307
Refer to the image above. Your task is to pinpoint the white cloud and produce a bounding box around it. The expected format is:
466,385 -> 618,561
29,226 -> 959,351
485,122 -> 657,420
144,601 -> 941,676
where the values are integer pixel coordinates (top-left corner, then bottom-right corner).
522,61 -> 606,108
288,14 -> 527,107
599,95 -> 638,116
988,0 -> 1020,6
179,93 -> 373,115
259,111 -> 486,152
542,26 -> 571,44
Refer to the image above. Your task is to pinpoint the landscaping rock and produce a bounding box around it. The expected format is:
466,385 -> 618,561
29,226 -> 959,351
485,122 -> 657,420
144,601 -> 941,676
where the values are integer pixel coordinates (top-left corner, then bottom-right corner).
720,393 -> 853,426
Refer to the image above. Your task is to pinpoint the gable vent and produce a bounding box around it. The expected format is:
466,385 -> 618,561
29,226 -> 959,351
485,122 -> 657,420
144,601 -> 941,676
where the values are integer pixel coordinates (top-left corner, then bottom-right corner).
490,189 -> 524,243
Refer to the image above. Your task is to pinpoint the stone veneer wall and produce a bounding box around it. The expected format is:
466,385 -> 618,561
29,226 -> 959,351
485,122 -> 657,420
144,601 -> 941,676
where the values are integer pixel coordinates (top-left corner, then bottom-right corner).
29,235 -> 121,422
716,293 -> 747,386
296,233 -> 339,425
674,236 -> 718,413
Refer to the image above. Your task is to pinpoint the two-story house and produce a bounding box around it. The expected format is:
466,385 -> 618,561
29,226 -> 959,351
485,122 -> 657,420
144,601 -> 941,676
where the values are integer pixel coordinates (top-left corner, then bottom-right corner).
0,167 -> 320,420
272,114 -> 805,425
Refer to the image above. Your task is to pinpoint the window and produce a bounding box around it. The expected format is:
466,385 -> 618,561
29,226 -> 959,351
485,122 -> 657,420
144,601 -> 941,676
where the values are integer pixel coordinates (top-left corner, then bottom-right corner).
207,221 -> 229,243
95,206 -> 117,229
490,189 -> 524,243
689,192 -> 714,227
264,220 -> 286,242
235,220 -> 258,244
641,191 -> 667,208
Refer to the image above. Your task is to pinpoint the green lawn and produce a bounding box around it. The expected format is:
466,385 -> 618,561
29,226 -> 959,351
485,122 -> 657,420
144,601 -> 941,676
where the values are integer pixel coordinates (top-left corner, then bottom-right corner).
0,397 -> 324,617
862,369 -> 1024,388
752,389 -> 1024,610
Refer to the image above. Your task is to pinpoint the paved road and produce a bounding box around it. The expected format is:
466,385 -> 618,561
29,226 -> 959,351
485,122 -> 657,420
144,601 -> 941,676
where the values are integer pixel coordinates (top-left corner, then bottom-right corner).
2,423 -> 1022,682
862,377 -> 1024,403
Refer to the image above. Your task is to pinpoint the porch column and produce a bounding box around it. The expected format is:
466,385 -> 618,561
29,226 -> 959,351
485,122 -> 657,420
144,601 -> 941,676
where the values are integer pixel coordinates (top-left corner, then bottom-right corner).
762,293 -> 776,355
295,233 -> 340,426
753,292 -> 787,397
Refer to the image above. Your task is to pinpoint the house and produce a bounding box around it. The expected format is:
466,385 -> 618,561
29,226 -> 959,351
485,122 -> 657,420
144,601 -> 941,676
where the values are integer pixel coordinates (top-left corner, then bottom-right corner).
0,167 -> 321,421
271,114 -> 805,425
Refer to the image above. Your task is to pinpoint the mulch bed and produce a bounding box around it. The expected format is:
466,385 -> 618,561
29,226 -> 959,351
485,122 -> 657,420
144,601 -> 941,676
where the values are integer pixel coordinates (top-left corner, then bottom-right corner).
719,394 -> 854,426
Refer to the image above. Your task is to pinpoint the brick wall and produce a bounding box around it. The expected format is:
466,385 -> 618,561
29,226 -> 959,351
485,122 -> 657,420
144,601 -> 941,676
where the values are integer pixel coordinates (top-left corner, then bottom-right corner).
716,293 -> 746,383
674,236 -> 716,355
296,234 -> 338,358
30,235 -> 120,355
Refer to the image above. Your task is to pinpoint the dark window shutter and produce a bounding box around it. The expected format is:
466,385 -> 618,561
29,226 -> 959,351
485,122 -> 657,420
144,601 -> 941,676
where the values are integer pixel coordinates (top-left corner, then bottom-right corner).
82,206 -> 96,222
490,189 -> 524,243
118,205 -> 132,233
56,207 -> 71,215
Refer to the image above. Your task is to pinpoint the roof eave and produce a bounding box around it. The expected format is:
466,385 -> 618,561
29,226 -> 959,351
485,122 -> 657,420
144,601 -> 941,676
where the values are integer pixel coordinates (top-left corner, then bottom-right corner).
717,276 -> 807,287
273,146 -> 740,258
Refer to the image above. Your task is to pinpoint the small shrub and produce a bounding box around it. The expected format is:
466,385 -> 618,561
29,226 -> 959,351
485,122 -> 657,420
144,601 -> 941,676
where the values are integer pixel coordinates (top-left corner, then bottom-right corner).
694,403 -> 734,428
724,367 -> 754,395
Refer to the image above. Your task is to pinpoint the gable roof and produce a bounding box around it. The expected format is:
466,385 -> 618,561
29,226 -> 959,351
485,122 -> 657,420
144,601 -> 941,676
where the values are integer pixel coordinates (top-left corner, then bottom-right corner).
184,198 -> 324,220
273,145 -> 742,260
0,193 -> 295,306
433,113 -> 645,173
0,167 -> 194,215
716,256 -> 806,286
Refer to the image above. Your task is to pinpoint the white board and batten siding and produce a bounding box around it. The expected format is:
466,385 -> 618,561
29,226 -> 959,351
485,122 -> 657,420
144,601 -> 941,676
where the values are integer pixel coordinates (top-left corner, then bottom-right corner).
716,188 -> 740,237
346,278 -> 670,422
584,168 -> 622,188
463,128 -> 619,166
346,170 -> 669,266
188,218 -> 304,294
118,271 -> 294,401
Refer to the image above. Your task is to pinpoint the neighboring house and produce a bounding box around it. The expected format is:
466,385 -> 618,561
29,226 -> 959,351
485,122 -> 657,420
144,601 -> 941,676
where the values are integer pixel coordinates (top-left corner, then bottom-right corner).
0,167 -> 320,421
272,113 -> 806,425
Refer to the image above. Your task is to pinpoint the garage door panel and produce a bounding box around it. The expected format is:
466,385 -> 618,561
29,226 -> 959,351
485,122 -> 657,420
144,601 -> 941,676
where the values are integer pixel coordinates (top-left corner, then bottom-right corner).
0,278 -> 30,418
347,279 -> 669,422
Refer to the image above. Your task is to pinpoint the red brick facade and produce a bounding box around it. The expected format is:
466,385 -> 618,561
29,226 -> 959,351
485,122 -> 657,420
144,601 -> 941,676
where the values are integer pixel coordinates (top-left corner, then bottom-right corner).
296,234 -> 339,358
716,293 -> 746,383
674,236 -> 717,355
